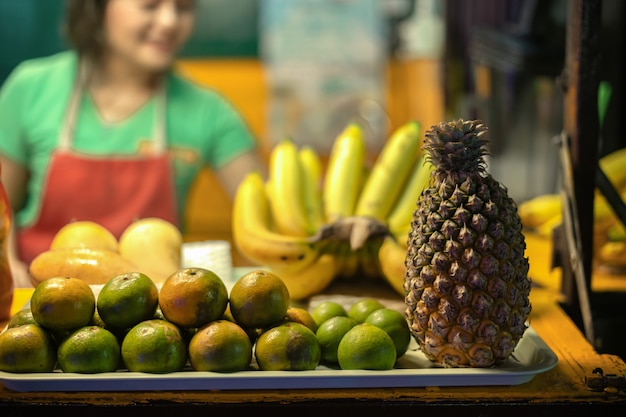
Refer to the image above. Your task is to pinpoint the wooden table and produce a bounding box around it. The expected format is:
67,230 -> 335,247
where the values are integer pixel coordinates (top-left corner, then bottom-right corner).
2,234 -> 626,416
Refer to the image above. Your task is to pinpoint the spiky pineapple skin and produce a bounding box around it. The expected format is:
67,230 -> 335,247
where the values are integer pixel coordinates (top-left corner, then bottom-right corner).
404,120 -> 532,368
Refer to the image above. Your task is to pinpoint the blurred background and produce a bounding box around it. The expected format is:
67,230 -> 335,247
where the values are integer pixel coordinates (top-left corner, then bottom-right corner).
0,0 -> 624,244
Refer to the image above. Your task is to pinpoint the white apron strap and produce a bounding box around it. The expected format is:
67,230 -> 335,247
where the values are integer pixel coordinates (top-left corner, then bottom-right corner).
57,59 -> 168,155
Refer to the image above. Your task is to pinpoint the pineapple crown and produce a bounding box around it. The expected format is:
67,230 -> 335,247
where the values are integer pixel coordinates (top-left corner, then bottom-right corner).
423,119 -> 489,174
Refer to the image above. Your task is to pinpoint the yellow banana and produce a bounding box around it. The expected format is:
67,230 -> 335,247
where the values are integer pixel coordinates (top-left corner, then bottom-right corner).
386,153 -> 434,236
378,235 -> 408,296
232,171 -> 320,269
298,145 -> 325,230
596,240 -> 626,269
518,193 -> 562,231
600,147 -> 626,190
323,123 -> 366,223
355,121 -> 422,222
271,253 -> 339,301
267,139 -> 315,237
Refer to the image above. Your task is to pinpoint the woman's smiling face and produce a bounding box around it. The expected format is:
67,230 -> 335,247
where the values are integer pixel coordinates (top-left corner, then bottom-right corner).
102,0 -> 195,73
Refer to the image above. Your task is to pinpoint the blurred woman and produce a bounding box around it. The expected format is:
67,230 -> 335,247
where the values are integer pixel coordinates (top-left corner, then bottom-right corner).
0,0 -> 264,287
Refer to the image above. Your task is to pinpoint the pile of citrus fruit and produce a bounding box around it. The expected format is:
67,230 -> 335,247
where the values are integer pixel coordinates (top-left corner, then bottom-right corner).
0,269 -> 411,374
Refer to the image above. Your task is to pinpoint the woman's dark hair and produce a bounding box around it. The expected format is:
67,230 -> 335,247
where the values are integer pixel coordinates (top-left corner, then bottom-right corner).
63,0 -> 108,59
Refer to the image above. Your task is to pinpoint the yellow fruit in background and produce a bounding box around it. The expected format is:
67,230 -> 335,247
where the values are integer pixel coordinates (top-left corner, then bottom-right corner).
50,220 -> 118,252
29,248 -> 140,287
118,217 -> 182,283
30,276 -> 96,332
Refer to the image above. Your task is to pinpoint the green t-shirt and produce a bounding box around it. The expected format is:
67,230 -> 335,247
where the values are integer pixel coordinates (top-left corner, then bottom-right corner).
0,51 -> 257,230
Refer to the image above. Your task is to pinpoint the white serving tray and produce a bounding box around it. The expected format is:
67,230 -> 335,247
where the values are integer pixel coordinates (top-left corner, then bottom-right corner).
0,326 -> 557,392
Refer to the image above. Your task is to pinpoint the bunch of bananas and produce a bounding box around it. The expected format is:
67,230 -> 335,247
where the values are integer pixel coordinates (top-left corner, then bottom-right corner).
518,147 -> 626,271
232,121 -> 433,300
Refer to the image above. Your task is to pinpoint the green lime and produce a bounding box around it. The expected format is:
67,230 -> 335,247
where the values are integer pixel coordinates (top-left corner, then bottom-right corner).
7,308 -> 37,328
364,308 -> 412,358
97,272 -> 159,331
57,325 -> 121,373
188,320 -> 252,372
337,323 -> 396,370
310,301 -> 347,327
347,298 -> 385,323
315,315 -> 358,364
121,319 -> 187,373
0,324 -> 57,373
255,322 -> 320,371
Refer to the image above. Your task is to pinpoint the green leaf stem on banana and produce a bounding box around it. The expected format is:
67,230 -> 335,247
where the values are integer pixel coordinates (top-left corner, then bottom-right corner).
323,123 -> 366,223
355,121 -> 422,222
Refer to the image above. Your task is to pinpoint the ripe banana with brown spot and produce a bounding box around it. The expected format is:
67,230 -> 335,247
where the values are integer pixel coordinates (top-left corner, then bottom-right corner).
298,145 -> 325,231
386,153 -> 434,236
355,121 -> 422,222
271,253 -> 339,301
267,139 -> 316,237
323,123 -> 366,223
232,171 -> 320,270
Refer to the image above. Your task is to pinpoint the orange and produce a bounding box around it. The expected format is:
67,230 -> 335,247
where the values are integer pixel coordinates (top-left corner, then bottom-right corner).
254,322 -> 320,371
30,276 -> 95,332
315,315 -> 358,365
50,220 -> 118,252
229,269 -> 290,329
0,324 -> 57,373
121,319 -> 187,373
337,323 -> 396,370
57,325 -> 121,373
96,272 -> 159,330
283,306 -> 318,332
158,267 -> 228,329
188,320 -> 252,372
310,300 -> 347,327
364,308 -> 412,358
347,298 -> 385,323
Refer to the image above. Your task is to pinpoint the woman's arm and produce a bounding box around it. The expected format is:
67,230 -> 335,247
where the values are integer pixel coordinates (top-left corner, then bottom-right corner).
0,154 -> 32,287
214,150 -> 266,200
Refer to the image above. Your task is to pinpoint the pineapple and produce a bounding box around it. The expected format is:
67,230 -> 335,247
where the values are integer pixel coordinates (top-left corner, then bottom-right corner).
404,119 -> 532,368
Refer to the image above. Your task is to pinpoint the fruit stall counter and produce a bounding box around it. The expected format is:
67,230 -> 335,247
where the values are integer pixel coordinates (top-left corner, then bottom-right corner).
1,234 -> 626,415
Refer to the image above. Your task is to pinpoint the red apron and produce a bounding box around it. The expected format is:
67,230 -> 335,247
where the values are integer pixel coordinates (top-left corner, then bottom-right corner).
17,62 -> 178,264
